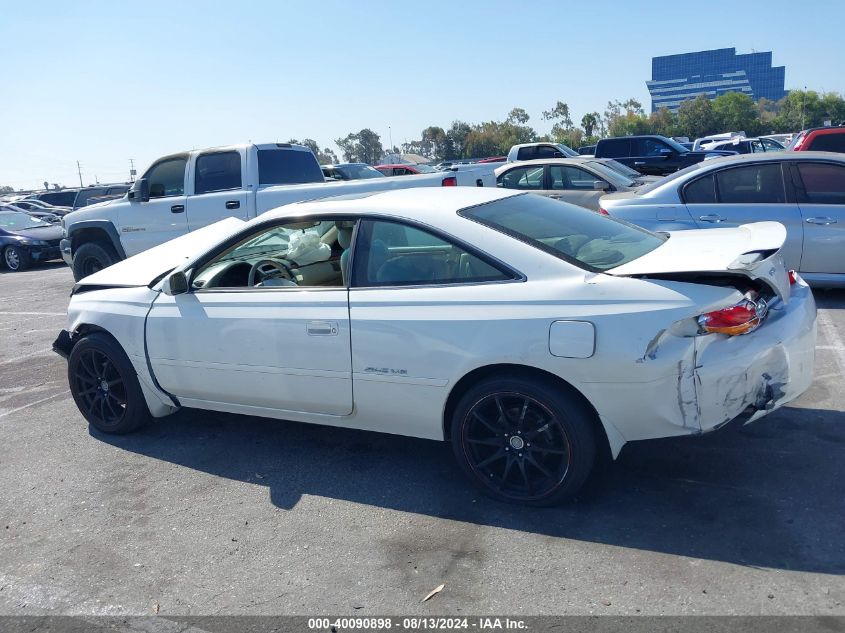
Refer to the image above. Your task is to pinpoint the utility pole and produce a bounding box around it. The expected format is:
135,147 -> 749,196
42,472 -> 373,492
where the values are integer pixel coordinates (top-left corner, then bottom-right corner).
388,126 -> 393,153
76,161 -> 83,187
801,86 -> 807,129
129,159 -> 136,183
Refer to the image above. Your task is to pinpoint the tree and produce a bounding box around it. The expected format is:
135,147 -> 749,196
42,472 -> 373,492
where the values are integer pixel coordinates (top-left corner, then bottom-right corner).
288,138 -> 337,165
648,107 -> 677,138
0,185 -> 14,194
446,120 -> 472,159
420,126 -> 448,160
335,129 -> 384,164
507,107 -> 530,125
676,95 -> 717,138
580,112 -> 600,137
712,92 -> 759,134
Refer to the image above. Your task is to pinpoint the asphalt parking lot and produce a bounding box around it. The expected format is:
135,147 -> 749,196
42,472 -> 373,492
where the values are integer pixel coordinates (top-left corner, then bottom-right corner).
0,262 -> 843,616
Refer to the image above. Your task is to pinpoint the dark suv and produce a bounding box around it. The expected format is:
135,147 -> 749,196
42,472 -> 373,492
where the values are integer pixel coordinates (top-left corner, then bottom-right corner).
789,126 -> 845,153
594,135 -> 735,176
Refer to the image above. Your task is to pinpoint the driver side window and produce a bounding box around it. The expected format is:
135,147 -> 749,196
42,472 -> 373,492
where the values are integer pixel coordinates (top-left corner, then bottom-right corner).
191,219 -> 349,290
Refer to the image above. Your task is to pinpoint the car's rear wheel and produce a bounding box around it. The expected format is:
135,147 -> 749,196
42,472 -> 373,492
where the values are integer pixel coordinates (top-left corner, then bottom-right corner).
68,332 -> 150,434
71,241 -> 118,281
3,245 -> 29,271
451,377 -> 596,506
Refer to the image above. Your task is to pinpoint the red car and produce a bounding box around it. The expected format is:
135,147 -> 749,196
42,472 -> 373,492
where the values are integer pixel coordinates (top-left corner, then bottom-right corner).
789,126 -> 845,153
375,164 -> 437,176
476,156 -> 507,163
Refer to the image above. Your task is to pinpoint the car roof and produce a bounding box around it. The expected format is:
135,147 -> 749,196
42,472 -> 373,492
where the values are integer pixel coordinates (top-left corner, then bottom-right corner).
261,187 -> 522,223
685,151 -> 845,168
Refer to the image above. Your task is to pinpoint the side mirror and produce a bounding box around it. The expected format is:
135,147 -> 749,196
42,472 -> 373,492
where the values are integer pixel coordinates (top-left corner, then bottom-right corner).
593,181 -> 611,191
162,270 -> 188,296
128,178 -> 150,203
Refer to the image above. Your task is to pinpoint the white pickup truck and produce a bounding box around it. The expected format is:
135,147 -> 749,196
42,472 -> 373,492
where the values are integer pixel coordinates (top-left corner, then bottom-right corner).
61,142 -> 495,280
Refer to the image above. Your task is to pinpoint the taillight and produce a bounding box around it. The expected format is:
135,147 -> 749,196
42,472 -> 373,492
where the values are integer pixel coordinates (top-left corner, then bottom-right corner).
441,176 -> 457,186
788,270 -> 798,285
698,298 -> 765,336
598,207 -> 609,216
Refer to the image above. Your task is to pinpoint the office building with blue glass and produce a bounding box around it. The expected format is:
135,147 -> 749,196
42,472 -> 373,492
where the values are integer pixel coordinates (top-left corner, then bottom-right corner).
647,48 -> 786,113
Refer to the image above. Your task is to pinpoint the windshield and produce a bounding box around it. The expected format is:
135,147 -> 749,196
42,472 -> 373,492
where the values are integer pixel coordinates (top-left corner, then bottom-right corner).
0,211 -> 51,230
585,162 -> 636,188
413,164 -> 436,173
556,144 -> 579,157
460,193 -> 665,271
337,164 -> 385,179
660,136 -> 690,153
591,158 -> 641,179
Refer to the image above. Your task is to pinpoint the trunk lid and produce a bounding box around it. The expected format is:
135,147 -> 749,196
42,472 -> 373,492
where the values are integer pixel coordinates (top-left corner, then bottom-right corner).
608,222 -> 791,302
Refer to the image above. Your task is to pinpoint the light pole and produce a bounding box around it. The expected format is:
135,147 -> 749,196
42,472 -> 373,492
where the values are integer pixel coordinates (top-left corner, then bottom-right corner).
801,85 -> 807,129
388,126 -> 393,153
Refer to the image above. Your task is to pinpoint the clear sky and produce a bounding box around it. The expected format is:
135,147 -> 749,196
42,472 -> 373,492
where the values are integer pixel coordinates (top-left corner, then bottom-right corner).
1,0 -> 843,190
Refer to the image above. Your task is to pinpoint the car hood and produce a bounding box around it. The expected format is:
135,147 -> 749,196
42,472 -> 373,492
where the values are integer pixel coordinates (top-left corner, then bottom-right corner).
74,217 -> 245,290
9,225 -> 64,241
608,221 -> 791,301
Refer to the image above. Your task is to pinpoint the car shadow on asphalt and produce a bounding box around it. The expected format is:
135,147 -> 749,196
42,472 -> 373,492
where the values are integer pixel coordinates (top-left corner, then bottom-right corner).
91,401 -> 845,575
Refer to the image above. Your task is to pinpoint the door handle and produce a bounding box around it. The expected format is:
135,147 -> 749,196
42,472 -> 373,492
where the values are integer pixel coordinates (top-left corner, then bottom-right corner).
633,161 -> 646,166
225,200 -> 240,210
805,217 -> 837,225
306,320 -> 338,336
699,214 -> 725,223
170,204 -> 185,213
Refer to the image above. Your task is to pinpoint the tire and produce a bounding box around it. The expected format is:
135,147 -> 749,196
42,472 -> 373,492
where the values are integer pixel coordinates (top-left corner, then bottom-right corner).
450,376 -> 597,506
3,245 -> 30,272
68,332 -> 150,434
71,241 -> 118,281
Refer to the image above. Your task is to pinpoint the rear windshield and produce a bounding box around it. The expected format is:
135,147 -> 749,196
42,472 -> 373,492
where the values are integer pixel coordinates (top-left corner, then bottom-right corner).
460,194 -> 665,271
258,149 -> 324,186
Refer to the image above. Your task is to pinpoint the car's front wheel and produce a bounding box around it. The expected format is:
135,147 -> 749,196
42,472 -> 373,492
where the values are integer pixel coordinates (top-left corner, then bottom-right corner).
68,332 -> 150,434
451,376 -> 596,506
3,245 -> 29,271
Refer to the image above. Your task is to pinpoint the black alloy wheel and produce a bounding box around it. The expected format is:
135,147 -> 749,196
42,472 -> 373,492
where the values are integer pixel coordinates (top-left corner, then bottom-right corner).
72,348 -> 128,428
452,378 -> 596,506
67,333 -> 150,434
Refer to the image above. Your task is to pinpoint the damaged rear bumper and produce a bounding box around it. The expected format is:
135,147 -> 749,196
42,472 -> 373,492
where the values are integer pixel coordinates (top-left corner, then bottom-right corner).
694,280 -> 816,431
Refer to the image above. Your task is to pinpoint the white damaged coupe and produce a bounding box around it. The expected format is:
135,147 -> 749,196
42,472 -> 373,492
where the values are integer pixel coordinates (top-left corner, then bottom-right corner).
54,188 -> 816,505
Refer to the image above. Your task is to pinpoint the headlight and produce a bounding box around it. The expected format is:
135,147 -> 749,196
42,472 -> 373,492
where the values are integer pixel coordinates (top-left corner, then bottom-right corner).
20,239 -> 50,247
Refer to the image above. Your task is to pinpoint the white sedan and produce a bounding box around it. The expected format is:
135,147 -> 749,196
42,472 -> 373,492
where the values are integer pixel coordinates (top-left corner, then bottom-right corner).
54,188 -> 817,505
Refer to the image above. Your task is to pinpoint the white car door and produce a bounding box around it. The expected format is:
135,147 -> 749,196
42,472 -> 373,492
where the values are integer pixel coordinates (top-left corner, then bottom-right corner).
119,156 -> 189,257
185,150 -> 249,231
145,218 -> 352,416
347,218 -> 519,437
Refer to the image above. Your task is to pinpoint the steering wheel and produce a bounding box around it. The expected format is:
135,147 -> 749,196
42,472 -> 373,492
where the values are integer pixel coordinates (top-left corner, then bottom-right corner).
248,259 -> 295,287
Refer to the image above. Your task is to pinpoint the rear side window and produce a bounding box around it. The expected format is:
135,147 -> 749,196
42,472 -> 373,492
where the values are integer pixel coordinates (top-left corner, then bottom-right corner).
195,151 -> 241,194
258,149 -> 324,185
535,145 -> 563,158
715,163 -> 785,204
598,138 -> 629,158
796,163 -> 845,204
145,157 -> 187,198
74,187 -> 108,207
40,191 -> 77,206
497,166 -> 544,190
516,147 -> 536,160
461,194 -> 665,271
352,219 -> 512,287
683,174 -> 717,203
809,133 -> 845,153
